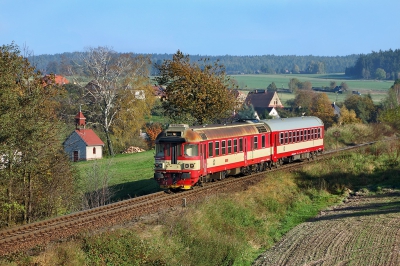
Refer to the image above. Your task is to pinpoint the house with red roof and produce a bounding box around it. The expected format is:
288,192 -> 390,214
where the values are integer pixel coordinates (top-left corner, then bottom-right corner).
42,74 -> 70,86
63,111 -> 104,162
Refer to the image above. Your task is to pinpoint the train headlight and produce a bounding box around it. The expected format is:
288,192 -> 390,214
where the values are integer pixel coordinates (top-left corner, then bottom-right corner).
190,163 -> 195,168
155,163 -> 162,168
185,164 -> 189,168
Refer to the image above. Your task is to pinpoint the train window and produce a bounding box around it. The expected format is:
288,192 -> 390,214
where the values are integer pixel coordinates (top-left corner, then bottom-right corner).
285,132 -> 288,144
311,129 -> 314,140
280,132 -> 283,144
254,136 -> 258,150
155,144 -> 165,157
300,130 -> 303,141
184,144 -> 198,157
314,128 -> 318,139
262,135 -> 265,148
215,142 -> 220,156
308,129 -> 311,140
228,140 -> 232,154
234,139 -> 238,153
222,140 -> 226,155
208,142 -> 213,157
318,128 -> 321,138
239,138 -> 243,152
304,130 -> 307,141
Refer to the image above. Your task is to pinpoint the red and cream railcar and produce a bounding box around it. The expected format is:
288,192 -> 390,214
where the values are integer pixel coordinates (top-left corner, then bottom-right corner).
153,116 -> 324,190
154,121 -> 273,190
262,116 -> 324,165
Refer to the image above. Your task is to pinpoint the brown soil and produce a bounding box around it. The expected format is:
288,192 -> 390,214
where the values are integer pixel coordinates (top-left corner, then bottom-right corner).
253,189 -> 400,266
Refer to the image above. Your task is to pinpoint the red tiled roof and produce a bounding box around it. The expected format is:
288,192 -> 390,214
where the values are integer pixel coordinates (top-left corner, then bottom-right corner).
75,129 -> 104,146
54,75 -> 69,85
42,75 -> 69,85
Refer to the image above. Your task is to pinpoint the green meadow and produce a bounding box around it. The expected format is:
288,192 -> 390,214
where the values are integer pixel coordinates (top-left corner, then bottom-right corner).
233,74 -> 393,104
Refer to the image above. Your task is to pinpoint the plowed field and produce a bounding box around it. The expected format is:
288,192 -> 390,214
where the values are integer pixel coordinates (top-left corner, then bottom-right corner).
253,190 -> 400,266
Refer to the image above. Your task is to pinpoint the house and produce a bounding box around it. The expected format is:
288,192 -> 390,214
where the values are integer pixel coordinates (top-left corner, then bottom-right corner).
265,107 -> 280,118
332,102 -> 341,116
63,111 -> 104,162
245,89 -> 284,118
42,74 -> 69,86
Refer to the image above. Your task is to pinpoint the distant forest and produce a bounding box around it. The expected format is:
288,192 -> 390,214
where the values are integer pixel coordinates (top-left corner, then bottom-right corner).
27,48 -> 400,79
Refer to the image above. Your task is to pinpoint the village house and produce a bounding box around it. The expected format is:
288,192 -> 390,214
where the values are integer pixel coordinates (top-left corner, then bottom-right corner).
42,74 -> 69,86
63,111 -> 104,162
245,89 -> 284,119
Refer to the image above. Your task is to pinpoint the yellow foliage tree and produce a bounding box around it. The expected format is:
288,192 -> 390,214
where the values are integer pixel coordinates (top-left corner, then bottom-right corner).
309,93 -> 335,128
338,105 -> 361,125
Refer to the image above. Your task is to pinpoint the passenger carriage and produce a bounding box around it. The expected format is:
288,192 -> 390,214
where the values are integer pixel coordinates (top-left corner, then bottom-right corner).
262,116 -> 324,166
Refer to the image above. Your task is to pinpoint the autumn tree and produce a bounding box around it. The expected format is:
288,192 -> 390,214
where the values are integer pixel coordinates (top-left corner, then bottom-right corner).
0,43 -> 77,227
154,50 -> 238,125
309,93 -> 335,128
293,90 -> 316,115
344,94 -> 377,123
75,47 -> 154,155
338,105 -> 361,125
144,122 -> 164,149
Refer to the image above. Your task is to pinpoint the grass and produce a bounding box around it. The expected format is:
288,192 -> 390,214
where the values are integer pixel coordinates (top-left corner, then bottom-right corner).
75,151 -> 162,200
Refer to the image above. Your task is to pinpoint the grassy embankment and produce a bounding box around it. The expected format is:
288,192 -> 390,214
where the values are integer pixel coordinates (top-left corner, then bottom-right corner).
4,123 -> 399,266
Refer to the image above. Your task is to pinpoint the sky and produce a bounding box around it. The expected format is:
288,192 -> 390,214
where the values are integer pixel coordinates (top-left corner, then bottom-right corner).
1,0 -> 399,57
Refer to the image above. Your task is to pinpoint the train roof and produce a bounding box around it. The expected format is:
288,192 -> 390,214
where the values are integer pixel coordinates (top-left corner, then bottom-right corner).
156,122 -> 270,143
260,116 -> 324,131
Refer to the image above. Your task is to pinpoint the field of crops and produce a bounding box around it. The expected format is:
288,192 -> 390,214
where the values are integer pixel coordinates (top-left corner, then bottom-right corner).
253,190 -> 400,265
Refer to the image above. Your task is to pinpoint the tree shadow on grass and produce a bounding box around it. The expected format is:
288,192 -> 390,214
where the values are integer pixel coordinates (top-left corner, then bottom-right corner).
308,199 -> 400,222
294,165 -> 400,222
109,178 -> 163,202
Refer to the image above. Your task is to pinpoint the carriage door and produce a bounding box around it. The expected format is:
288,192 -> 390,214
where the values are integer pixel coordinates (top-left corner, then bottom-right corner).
200,143 -> 207,176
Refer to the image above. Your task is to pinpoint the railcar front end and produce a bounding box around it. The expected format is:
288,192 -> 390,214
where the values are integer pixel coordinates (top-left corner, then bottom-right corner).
154,124 -> 202,190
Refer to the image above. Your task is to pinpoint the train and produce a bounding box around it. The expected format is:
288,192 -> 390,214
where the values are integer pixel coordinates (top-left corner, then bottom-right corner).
153,116 -> 324,190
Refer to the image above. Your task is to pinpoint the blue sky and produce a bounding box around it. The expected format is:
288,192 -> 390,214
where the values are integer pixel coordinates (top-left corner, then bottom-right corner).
1,0 -> 399,56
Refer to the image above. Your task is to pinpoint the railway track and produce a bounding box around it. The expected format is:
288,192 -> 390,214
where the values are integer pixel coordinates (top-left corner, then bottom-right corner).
0,143 -> 373,256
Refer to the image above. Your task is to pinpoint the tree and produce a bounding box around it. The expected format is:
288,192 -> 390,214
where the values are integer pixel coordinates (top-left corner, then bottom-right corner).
76,47 -> 154,156
375,68 -> 386,80
309,93 -> 335,128
338,105 -> 361,125
155,50 -> 238,125
340,82 -> 349,92
301,81 -> 312,90
292,64 -> 300,74
267,82 -> 277,91
0,43 -> 77,226
378,79 -> 400,129
293,90 -> 316,115
344,94 -> 376,123
288,78 -> 301,93
144,122 -> 164,149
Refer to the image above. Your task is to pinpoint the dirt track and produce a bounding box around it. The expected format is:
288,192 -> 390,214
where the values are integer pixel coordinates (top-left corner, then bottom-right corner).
253,190 -> 400,266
